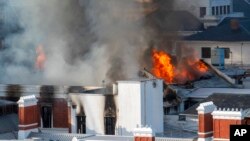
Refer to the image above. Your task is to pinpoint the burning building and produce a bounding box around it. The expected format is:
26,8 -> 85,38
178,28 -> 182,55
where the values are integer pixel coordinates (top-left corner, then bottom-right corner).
0,78 -> 163,139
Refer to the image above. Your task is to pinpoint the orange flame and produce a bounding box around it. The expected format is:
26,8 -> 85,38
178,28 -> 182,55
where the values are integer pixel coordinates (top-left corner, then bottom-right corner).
35,45 -> 46,70
152,49 -> 208,84
152,49 -> 175,83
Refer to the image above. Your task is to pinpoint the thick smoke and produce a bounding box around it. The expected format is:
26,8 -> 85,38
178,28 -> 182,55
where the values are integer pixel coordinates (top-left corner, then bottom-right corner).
0,0 -> 148,85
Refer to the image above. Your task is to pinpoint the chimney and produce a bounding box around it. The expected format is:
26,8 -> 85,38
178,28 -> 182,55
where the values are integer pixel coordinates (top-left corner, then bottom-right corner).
17,95 -> 38,140
133,126 -> 155,141
230,19 -> 240,31
212,108 -> 245,141
196,101 -> 216,141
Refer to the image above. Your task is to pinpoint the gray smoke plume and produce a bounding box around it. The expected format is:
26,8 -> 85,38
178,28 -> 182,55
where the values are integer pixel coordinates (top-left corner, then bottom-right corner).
0,0 -> 148,85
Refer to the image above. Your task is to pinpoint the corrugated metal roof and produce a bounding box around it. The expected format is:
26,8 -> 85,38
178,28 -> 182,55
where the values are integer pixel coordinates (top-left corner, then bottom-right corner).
0,99 -> 16,107
0,132 -> 17,140
28,132 -> 94,141
182,93 -> 250,115
0,114 -> 18,134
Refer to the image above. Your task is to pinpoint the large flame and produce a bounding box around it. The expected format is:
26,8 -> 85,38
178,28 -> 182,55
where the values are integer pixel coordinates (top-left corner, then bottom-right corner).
152,49 -> 208,84
35,44 -> 46,70
152,49 -> 175,83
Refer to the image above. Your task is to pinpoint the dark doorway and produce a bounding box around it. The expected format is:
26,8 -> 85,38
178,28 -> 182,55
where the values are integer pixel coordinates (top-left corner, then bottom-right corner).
41,106 -> 52,128
77,116 -> 86,134
104,117 -> 116,135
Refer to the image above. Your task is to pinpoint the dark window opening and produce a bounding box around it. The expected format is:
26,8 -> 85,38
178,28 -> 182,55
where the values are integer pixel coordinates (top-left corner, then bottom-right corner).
219,6 -> 223,15
77,116 -> 86,134
105,117 -> 116,135
179,115 -> 186,121
223,6 -> 227,14
223,48 -> 230,59
0,105 -> 18,116
41,106 -> 52,128
216,6 -> 219,15
200,7 -> 206,17
201,47 -> 211,58
164,107 -> 167,115
227,5 -> 230,14
174,106 -> 178,112
212,7 -> 215,15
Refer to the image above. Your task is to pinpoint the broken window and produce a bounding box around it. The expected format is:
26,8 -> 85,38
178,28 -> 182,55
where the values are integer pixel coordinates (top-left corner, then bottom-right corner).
104,95 -> 116,135
41,105 -> 52,128
77,115 -> 86,134
105,117 -> 116,135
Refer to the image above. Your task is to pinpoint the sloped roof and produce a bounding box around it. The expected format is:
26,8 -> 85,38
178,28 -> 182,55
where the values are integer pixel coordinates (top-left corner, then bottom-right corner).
182,93 -> 250,116
233,0 -> 250,18
0,132 -> 17,140
0,99 -> 16,107
0,114 -> 18,133
145,10 -> 204,32
186,19 -> 250,41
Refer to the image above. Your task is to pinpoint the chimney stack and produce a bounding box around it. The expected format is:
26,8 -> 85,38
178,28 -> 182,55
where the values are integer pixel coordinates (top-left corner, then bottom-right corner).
133,126 -> 155,141
196,101 -> 216,141
18,95 -> 38,140
212,108 -> 245,141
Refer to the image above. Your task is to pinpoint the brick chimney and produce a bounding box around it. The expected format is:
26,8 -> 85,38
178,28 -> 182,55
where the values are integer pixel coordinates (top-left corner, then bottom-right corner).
196,101 -> 216,141
17,95 -> 38,140
133,126 -> 155,141
212,108 -> 245,141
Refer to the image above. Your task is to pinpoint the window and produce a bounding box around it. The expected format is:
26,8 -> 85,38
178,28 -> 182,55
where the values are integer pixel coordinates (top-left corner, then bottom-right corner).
41,105 -> 52,128
223,5 -> 227,14
200,7 -> 206,17
201,47 -> 211,58
216,6 -> 219,15
179,115 -> 186,121
212,7 -> 215,15
77,116 -> 86,134
220,6 -> 223,15
222,48 -> 230,59
227,5 -> 230,14
105,117 -> 116,135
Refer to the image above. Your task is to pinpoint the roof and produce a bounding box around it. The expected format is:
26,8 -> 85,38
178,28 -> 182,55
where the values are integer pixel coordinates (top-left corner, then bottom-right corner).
185,19 -> 250,41
186,88 -> 250,99
0,132 -> 17,140
28,132 -> 134,141
0,114 -> 18,133
145,10 -> 204,32
28,132 -> 93,141
117,78 -> 160,83
182,93 -> 250,115
233,0 -> 250,18
78,135 -> 133,141
0,99 -> 16,107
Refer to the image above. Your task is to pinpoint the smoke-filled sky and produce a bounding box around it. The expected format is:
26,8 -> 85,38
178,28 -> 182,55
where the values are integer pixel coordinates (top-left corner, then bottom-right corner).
0,0 -> 152,85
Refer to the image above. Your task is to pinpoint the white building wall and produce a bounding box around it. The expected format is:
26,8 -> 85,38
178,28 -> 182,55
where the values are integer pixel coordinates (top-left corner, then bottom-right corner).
180,41 -> 250,66
117,79 -> 164,136
142,79 -> 164,133
117,82 -> 142,135
70,94 -> 105,134
174,0 -> 233,21
174,0 -> 210,18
